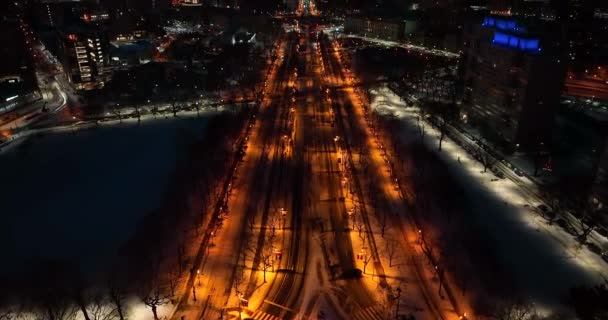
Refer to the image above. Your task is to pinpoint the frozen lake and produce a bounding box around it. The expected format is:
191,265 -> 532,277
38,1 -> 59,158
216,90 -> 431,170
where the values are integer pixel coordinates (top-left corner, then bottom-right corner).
0,116 -> 211,275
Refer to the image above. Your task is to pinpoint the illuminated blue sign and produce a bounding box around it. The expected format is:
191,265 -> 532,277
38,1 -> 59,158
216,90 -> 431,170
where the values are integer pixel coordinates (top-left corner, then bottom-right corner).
482,17 -> 527,33
492,32 -> 540,52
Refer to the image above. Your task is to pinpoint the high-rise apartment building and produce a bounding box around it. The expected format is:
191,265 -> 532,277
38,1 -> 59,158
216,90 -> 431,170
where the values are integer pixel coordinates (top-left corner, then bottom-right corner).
463,15 -> 565,151
57,25 -> 109,90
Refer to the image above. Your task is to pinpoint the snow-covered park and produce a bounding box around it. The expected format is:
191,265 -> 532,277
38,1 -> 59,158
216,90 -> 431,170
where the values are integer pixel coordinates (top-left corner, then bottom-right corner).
369,86 -> 608,313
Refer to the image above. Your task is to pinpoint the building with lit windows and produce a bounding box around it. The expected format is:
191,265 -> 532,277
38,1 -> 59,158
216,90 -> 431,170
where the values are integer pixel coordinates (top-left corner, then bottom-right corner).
462,15 -> 565,151
57,25 -> 109,90
344,15 -> 417,42
0,20 -> 40,115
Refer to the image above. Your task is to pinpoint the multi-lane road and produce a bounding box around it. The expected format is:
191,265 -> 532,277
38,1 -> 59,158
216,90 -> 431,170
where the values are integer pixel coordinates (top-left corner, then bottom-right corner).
170,17 -> 464,319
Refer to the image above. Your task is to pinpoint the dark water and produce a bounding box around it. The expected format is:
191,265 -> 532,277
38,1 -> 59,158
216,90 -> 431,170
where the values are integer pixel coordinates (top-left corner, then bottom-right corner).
0,117 -> 209,275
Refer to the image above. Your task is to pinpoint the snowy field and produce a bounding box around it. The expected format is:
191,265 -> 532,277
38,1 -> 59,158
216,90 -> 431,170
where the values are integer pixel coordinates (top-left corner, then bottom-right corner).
0,115 -> 212,276
370,86 -> 607,312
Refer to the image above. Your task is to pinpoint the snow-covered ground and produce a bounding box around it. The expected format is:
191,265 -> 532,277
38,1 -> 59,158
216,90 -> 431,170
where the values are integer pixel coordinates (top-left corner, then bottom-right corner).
0,115 -> 213,275
369,86 -> 608,312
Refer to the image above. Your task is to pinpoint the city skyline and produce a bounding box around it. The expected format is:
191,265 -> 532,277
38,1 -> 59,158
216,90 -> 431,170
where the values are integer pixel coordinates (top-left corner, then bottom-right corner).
0,0 -> 607,320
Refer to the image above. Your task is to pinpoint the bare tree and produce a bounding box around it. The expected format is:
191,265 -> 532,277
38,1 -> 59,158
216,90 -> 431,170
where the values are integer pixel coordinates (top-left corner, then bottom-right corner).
137,274 -> 170,320
107,278 -> 127,320
72,284 -> 92,320
261,252 -> 273,283
432,103 -> 458,152
133,103 -> 141,123
386,238 -> 398,267
575,199 -> 603,245
268,212 -> 280,237
30,262 -> 79,320
544,197 -> 561,225
38,295 -> 78,320
110,104 -> 123,123
87,293 -> 117,320
171,98 -> 179,117
362,250 -> 372,274
377,208 -> 389,238
493,299 -> 538,320
479,150 -> 496,173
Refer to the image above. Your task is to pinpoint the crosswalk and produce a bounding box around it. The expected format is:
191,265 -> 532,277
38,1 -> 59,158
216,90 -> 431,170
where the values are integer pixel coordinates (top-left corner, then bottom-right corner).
350,305 -> 385,320
248,305 -> 384,320
249,310 -> 281,320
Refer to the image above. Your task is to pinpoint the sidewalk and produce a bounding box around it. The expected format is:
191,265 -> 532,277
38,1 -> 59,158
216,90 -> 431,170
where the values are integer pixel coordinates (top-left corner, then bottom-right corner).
339,34 -> 460,59
341,84 -> 469,320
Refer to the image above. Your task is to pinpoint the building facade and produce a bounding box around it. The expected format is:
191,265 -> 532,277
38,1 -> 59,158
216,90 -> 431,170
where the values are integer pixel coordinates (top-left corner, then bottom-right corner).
344,15 -> 417,42
57,26 -> 109,90
0,20 -> 40,115
463,15 -> 565,151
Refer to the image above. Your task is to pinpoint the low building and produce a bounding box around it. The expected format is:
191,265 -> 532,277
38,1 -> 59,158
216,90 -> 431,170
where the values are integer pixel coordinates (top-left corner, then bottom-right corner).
344,15 -> 417,42
463,15 -> 565,151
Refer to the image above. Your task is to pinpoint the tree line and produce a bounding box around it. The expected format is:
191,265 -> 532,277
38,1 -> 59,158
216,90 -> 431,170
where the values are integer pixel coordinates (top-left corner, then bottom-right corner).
0,109 -> 253,320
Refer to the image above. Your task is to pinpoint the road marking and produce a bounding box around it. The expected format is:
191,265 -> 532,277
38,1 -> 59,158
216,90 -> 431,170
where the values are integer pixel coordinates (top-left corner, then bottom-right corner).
263,300 -> 297,313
